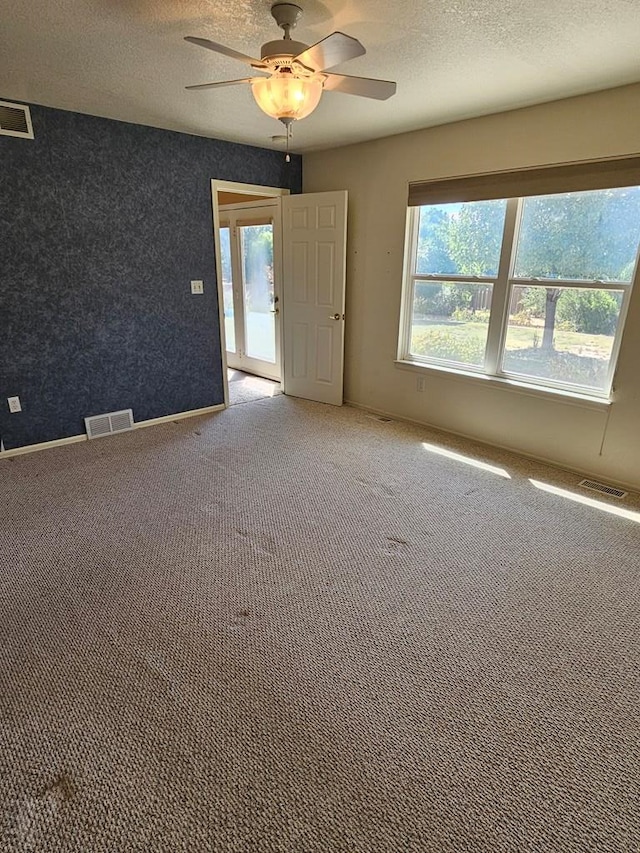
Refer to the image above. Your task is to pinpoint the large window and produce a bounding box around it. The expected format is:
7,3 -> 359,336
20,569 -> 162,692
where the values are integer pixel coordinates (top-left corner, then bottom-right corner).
400,186 -> 640,397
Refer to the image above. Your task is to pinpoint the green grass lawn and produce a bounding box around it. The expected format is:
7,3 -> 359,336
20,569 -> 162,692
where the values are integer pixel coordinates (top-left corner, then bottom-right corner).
410,317 -> 614,390
411,318 -> 614,359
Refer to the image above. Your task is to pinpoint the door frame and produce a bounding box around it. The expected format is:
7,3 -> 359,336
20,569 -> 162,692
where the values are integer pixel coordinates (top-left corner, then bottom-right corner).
211,180 -> 290,407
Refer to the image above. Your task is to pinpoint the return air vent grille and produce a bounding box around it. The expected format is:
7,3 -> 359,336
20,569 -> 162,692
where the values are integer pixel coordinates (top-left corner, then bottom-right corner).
0,101 -> 34,139
85,409 -> 134,439
578,479 -> 627,499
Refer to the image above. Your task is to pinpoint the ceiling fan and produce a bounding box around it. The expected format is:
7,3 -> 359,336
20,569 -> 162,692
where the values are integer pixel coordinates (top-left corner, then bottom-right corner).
185,2 -> 396,141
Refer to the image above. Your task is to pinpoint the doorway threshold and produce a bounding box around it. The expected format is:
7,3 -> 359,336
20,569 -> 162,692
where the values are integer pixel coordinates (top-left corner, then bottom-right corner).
227,369 -> 282,406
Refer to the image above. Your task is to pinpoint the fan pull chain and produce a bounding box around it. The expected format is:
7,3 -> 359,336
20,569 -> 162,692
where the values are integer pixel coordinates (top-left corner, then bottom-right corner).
285,122 -> 291,162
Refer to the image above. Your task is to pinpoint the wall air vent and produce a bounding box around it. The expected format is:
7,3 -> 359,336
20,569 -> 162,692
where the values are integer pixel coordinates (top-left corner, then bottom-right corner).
0,101 -> 34,139
578,479 -> 627,499
85,409 -> 134,439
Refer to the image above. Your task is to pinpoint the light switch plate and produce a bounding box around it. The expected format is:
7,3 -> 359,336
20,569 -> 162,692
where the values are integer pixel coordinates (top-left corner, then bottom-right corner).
191,280 -> 204,294
8,396 -> 21,413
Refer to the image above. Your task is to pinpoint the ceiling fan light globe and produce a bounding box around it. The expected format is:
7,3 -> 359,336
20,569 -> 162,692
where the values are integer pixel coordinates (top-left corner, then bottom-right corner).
251,74 -> 323,121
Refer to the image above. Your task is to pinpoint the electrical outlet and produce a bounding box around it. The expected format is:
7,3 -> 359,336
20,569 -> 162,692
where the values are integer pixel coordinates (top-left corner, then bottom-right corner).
416,377 -> 425,392
8,396 -> 22,413
191,280 -> 204,294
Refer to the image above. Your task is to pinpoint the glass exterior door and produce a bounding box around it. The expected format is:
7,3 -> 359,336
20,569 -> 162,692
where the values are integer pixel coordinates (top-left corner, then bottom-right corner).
219,205 -> 281,382
240,224 -> 276,364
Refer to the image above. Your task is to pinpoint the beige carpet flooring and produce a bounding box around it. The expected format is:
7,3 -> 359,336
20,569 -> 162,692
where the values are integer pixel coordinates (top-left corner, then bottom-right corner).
1,396 -> 640,852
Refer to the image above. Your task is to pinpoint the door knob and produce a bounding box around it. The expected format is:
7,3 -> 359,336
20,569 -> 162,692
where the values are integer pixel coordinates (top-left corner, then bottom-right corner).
270,308 -> 280,314
329,313 -> 341,320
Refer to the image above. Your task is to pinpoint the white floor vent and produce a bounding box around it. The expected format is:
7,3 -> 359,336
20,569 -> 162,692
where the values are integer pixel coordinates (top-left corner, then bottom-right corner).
85,409 -> 134,439
578,479 -> 627,499
0,101 -> 34,139
366,414 -> 393,423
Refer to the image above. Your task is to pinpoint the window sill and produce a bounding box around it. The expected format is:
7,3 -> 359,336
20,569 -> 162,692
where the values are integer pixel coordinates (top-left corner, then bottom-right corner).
394,359 -> 613,411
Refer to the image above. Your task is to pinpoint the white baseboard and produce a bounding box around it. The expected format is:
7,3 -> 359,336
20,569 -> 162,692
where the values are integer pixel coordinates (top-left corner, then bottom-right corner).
0,403 -> 226,461
345,398 -> 639,495
134,404 -> 225,429
0,434 -> 87,459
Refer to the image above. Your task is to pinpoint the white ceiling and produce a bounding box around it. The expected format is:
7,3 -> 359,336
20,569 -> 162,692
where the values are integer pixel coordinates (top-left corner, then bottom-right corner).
1,0 -> 639,153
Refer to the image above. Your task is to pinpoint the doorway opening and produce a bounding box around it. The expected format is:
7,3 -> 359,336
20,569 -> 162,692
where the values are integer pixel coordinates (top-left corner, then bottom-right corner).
212,182 -> 348,409
212,181 -> 290,407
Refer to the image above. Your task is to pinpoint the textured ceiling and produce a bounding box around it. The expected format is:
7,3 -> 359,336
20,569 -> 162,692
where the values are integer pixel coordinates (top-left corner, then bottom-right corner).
1,0 -> 639,153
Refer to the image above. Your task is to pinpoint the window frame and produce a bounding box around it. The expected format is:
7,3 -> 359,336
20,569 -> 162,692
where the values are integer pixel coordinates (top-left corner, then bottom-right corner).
398,192 -> 639,399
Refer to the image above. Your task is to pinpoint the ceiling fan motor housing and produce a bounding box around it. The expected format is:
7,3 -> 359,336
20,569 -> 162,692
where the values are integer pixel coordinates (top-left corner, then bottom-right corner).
260,39 -> 309,64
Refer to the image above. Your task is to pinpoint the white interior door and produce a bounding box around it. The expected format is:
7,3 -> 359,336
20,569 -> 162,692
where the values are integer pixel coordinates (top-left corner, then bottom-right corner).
281,191 -> 348,405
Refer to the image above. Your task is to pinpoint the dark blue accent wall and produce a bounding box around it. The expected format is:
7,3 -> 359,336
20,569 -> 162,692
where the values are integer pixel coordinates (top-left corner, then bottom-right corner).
0,103 -> 302,450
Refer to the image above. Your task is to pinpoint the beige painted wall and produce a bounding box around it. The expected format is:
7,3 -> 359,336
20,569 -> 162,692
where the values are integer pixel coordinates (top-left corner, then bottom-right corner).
303,84 -> 640,489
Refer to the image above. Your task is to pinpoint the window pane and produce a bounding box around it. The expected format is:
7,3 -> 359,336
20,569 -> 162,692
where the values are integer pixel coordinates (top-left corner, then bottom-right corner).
240,224 -> 275,363
514,187 -> 640,283
409,281 -> 493,368
416,200 -> 507,277
219,227 -> 235,353
501,284 -> 623,391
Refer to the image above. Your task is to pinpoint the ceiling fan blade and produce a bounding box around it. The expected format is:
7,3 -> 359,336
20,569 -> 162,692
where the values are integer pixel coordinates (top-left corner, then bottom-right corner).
186,78 -> 254,91
294,32 -> 365,72
322,73 -> 397,100
184,37 -> 267,70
